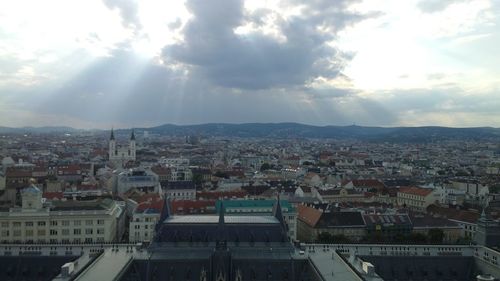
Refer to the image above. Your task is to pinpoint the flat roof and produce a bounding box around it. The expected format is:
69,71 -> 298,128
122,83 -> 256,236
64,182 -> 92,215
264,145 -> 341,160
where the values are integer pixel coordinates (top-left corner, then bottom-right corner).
164,215 -> 279,224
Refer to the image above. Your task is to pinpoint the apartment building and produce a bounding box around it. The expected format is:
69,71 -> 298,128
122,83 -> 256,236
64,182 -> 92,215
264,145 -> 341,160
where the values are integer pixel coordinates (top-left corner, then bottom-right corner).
129,196 -> 164,242
397,186 -> 437,212
0,184 -> 123,243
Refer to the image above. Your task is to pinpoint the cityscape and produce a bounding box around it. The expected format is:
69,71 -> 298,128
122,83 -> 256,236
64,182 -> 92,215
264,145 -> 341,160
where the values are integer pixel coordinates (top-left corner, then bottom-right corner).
0,126 -> 499,280
1,0 -> 500,280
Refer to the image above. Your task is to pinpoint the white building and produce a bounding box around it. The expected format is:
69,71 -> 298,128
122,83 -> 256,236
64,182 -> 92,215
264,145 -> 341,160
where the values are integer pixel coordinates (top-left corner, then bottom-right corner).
129,197 -> 163,242
108,129 -> 136,167
0,184 -> 123,243
161,181 -> 196,200
115,168 -> 160,195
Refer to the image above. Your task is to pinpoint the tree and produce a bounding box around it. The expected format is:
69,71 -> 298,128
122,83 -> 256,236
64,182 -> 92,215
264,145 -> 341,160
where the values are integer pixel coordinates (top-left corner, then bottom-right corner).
428,229 -> 444,244
214,171 -> 229,179
260,163 -> 271,171
407,233 -> 427,244
192,174 -> 203,187
316,232 -> 333,243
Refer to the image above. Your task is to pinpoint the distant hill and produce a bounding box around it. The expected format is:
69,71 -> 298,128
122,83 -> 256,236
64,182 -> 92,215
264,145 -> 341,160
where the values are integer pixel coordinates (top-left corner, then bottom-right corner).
141,123 -> 500,142
2,123 -> 500,142
0,126 -> 80,134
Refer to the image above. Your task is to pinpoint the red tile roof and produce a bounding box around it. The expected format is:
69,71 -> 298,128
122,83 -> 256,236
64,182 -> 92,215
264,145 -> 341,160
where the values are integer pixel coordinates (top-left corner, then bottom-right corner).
348,179 -> 385,188
297,204 -> 322,227
171,200 -> 216,214
136,197 -> 164,214
426,204 -> 480,224
399,186 -> 433,197
43,192 -> 64,200
197,190 -> 247,200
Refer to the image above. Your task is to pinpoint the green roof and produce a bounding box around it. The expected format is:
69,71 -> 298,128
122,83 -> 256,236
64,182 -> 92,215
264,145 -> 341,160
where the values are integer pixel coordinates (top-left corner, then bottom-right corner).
216,199 -> 295,213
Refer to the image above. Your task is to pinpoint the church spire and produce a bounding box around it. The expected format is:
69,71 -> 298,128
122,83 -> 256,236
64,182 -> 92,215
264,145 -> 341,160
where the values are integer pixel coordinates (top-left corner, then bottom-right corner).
273,193 -> 285,227
130,129 -> 135,141
219,202 -> 225,225
110,128 -> 115,140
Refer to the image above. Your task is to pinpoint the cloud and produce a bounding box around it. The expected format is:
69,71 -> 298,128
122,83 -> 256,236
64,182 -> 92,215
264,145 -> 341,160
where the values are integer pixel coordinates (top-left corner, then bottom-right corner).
162,0 -> 370,90
417,0 -> 469,13
102,0 -> 142,32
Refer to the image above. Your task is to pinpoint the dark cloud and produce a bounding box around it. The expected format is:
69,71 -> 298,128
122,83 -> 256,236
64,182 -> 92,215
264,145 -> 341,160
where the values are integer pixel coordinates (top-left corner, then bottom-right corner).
162,0 -> 370,90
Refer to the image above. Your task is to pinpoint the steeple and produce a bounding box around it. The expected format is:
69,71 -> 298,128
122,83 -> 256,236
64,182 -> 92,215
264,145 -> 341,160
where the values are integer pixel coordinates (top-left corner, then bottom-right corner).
130,129 -> 135,141
273,193 -> 286,227
219,202 -> 225,225
110,128 -> 115,140
159,197 -> 171,224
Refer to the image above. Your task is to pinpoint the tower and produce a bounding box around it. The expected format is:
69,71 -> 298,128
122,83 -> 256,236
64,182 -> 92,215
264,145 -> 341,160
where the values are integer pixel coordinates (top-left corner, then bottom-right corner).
108,128 -> 136,167
109,128 -> 116,160
129,129 -> 136,159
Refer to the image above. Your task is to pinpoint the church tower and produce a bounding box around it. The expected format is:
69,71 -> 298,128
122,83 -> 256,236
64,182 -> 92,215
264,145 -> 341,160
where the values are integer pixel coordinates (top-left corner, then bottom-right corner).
108,128 -> 136,167
129,129 -> 136,159
109,128 -> 116,160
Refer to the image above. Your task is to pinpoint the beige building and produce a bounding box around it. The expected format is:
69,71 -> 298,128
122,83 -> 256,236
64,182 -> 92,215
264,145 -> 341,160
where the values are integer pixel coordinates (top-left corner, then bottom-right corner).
0,185 -> 123,243
297,205 -> 366,242
397,186 -> 437,212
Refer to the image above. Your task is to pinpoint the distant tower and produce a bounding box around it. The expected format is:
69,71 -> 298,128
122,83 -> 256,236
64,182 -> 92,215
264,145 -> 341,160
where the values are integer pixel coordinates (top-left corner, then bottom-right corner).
109,128 -> 116,160
129,130 -> 136,159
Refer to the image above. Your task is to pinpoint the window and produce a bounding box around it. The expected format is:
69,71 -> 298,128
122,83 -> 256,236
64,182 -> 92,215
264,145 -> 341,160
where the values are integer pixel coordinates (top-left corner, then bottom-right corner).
38,221 -> 46,226
50,229 -> 58,236
13,222 -> 21,227
97,219 -> 104,225
62,229 -> 70,236
85,220 -> 93,226
74,220 -> 81,226
1,230 -> 9,237
13,230 -> 21,236
25,221 -> 34,227
97,228 -> 105,234
1,222 -> 8,227
37,229 -> 46,236
50,221 -> 58,226
85,237 -> 93,243
74,229 -> 81,235
25,230 -> 33,236
62,220 -> 70,226
96,237 -> 104,242
85,229 -> 93,235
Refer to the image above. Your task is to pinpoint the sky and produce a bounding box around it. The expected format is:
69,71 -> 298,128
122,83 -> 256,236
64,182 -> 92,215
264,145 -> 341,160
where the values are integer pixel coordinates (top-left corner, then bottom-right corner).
0,0 -> 499,129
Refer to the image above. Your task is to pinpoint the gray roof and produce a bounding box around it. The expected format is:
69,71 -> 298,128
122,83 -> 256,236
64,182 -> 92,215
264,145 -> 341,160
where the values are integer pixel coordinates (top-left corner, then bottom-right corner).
165,215 -> 279,224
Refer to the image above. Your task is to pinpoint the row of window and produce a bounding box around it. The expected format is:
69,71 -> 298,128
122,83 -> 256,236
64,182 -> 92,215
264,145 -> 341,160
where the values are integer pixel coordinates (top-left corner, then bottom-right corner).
1,219 -> 105,228
2,237 -> 106,243
132,223 -> 156,230
0,228 -> 105,237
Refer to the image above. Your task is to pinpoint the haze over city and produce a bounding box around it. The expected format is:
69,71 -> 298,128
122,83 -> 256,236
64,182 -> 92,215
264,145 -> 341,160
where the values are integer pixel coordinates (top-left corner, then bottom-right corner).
1,0 -> 499,129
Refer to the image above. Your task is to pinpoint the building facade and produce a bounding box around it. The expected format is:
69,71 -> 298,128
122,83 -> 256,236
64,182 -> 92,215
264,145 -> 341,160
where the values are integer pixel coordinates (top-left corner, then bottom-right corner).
108,129 -> 136,167
0,185 -> 123,243
397,186 -> 437,212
